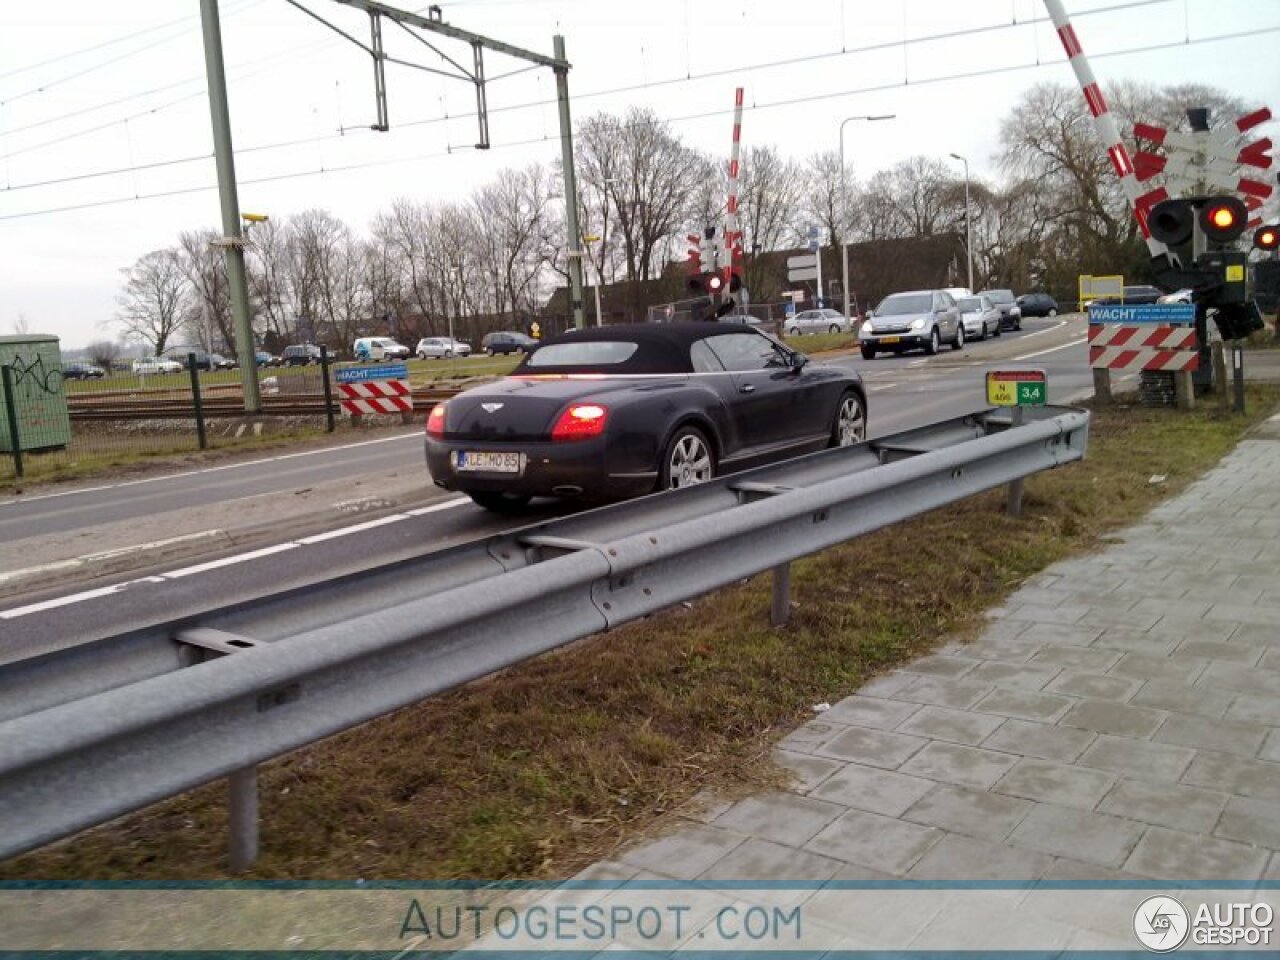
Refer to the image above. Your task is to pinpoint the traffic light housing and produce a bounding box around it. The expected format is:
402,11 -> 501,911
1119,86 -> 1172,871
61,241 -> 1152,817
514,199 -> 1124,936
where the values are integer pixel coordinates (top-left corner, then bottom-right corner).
1149,198 -> 1196,247
1199,196 -> 1248,245
1255,224 -> 1280,251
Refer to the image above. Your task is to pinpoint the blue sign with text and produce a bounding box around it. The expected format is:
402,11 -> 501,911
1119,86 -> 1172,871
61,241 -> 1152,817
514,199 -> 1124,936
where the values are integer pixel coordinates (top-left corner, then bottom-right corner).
334,363 -> 408,384
1088,303 -> 1194,325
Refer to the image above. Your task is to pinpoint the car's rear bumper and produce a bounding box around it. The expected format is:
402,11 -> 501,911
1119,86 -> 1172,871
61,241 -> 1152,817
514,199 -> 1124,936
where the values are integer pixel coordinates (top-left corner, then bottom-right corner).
425,436 -> 654,501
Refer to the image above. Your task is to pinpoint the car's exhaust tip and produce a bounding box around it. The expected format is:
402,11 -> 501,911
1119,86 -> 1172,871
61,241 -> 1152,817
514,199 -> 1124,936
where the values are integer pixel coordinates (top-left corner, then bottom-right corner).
552,485 -> 584,497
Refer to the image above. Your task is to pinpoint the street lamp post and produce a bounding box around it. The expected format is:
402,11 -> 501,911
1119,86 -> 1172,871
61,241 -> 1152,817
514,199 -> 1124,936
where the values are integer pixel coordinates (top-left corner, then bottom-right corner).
839,114 -> 895,324
949,152 -> 974,292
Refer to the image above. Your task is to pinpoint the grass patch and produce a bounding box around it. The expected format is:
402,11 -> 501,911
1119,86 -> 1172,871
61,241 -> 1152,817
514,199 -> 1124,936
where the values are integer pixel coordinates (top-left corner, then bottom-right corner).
4,386 -> 1278,880
780,331 -> 859,354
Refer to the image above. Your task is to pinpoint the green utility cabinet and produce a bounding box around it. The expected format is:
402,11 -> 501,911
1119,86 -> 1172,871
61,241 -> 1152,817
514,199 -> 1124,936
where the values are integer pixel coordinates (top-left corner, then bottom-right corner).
0,335 -> 72,452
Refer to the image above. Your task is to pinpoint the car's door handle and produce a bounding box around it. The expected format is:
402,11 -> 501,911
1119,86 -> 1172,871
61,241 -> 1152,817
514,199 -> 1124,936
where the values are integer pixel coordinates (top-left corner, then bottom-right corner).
740,383 -> 755,393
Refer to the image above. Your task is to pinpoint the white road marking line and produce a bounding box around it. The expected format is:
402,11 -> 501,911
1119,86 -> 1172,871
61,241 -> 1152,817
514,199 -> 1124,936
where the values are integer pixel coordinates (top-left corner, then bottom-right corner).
161,543 -> 300,579
0,497 -> 471,620
405,498 -> 470,517
297,514 -> 410,544
0,431 -> 422,508
1010,337 -> 1088,361
866,383 -> 898,392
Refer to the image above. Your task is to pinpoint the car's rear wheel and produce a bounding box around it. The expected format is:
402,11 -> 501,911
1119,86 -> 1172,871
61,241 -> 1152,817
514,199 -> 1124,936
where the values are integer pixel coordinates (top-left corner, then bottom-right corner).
828,323 -> 840,334
925,327 -> 941,355
787,327 -> 799,337
952,324 -> 965,350
443,349 -> 453,359
860,345 -> 876,360
977,321 -> 987,341
659,426 -> 715,490
830,391 -> 867,447
468,492 -> 532,514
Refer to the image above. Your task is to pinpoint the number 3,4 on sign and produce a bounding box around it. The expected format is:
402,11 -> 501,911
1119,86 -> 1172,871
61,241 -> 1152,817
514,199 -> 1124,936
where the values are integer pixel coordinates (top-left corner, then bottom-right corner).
986,369 -> 1048,407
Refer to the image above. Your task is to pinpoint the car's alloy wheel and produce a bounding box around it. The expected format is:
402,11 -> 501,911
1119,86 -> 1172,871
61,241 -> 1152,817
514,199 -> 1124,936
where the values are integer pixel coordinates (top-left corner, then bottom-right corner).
952,324 -> 965,350
926,327 -> 941,355
661,427 -> 714,490
787,328 -> 799,337
832,392 -> 867,447
486,347 -> 495,356
444,349 -> 453,359
828,323 -> 840,334
1048,308 -> 1057,317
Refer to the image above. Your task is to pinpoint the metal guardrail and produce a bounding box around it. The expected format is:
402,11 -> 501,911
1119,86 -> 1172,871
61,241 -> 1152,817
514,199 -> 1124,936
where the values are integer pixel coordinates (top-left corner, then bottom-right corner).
0,405 -> 1089,866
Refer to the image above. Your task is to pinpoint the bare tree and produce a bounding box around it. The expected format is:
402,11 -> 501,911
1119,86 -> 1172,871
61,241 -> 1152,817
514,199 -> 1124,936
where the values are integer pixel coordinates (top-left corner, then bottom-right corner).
245,218 -> 293,348
176,229 -> 233,352
85,340 -> 122,371
115,249 -> 188,355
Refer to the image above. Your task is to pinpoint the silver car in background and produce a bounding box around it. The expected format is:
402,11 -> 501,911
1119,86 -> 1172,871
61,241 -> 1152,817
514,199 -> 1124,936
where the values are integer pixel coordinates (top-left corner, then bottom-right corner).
786,308 -> 852,336
978,288 -> 1023,331
858,289 -> 964,358
416,336 -> 473,359
956,294 -> 1001,340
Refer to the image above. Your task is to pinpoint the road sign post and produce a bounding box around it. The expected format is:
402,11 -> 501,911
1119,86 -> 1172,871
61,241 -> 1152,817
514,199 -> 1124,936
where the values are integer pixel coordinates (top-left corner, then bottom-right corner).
986,369 -> 1047,517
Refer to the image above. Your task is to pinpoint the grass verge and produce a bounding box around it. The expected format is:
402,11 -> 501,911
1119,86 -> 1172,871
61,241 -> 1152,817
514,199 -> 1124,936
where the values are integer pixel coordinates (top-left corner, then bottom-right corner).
4,385 -> 1278,880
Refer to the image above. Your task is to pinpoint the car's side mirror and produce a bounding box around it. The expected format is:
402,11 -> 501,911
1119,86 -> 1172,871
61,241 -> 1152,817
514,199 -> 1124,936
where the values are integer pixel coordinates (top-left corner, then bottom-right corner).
790,352 -> 809,371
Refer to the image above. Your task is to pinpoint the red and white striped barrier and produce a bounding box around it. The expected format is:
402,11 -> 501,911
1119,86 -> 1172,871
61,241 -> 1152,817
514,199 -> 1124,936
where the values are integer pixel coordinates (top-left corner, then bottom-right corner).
1088,324 -> 1198,372
719,87 -> 745,280
1042,0 -> 1168,258
338,378 -> 412,416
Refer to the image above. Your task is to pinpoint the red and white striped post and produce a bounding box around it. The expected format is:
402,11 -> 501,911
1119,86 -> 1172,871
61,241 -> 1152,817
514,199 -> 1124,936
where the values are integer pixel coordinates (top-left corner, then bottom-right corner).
1041,0 -> 1169,261
721,87 -> 745,293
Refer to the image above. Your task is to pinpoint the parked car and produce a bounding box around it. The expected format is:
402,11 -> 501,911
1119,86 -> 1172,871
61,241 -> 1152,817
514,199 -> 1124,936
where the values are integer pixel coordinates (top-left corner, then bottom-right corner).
416,336 -> 473,359
1016,292 -> 1059,317
164,348 -> 235,371
858,289 -> 964,358
425,323 -> 867,512
977,288 -> 1023,331
61,361 -> 105,380
955,295 -> 1002,341
1157,289 -> 1194,304
254,350 -> 279,367
353,336 -> 411,362
280,344 -> 323,366
481,331 -> 538,356
132,357 -> 183,375
785,308 -> 852,336
1092,285 -> 1163,306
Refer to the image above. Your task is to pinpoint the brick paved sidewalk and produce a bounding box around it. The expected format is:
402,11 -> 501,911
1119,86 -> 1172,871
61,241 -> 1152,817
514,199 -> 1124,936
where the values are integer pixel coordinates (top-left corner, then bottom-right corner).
579,411 -> 1280,947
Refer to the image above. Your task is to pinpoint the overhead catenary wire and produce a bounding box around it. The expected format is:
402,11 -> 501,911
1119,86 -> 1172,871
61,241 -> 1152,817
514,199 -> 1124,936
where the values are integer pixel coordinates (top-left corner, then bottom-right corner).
0,0 -> 1178,191
3,24 -> 1274,223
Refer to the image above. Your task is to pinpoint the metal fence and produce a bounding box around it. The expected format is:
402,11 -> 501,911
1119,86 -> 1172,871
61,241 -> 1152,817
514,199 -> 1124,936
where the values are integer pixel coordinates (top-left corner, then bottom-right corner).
0,351 -> 473,487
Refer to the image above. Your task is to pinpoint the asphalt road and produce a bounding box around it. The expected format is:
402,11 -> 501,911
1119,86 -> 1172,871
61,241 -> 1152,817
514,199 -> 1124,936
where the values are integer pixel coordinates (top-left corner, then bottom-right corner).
0,315 -> 1099,656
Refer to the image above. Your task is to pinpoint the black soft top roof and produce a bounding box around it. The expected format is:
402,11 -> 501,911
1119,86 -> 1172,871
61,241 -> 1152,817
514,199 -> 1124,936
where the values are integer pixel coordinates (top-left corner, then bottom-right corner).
512,322 -> 760,375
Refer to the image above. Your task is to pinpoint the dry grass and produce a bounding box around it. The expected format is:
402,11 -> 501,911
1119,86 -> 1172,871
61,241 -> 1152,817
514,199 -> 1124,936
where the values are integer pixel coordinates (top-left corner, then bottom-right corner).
4,386 -> 1278,880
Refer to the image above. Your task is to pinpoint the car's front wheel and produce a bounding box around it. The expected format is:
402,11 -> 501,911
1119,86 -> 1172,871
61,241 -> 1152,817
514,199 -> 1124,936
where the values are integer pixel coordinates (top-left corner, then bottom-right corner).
828,323 -> 840,334
830,391 -> 867,447
1048,308 -> 1057,317
486,347 -> 495,356
860,344 -> 876,360
659,426 -> 715,490
786,327 -> 799,337
925,327 -> 941,355
468,492 -> 532,514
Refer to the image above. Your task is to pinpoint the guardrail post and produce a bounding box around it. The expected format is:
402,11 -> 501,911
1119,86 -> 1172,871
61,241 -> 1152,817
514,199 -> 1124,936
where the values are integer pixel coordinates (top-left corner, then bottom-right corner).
320,346 -> 336,433
188,353 -> 208,450
1006,407 -> 1025,517
228,765 -> 259,872
1,365 -> 24,479
771,562 -> 791,626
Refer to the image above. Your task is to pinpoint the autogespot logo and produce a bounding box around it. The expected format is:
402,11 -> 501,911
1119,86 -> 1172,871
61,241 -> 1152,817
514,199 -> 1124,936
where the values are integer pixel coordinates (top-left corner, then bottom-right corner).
1134,895 -> 1190,952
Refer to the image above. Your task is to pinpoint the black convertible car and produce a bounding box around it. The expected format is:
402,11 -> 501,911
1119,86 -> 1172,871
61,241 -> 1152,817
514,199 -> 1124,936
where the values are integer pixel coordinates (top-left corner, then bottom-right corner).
425,323 -> 867,512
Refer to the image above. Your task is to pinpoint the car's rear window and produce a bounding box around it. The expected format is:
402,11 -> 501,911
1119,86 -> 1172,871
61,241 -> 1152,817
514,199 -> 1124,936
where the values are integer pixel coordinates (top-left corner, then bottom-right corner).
525,342 -> 639,367
877,293 -> 932,315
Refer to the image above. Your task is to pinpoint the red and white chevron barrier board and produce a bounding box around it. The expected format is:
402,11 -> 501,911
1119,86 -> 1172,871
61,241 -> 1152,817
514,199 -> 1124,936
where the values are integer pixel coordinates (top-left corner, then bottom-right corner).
1088,324 -> 1198,371
338,378 -> 412,415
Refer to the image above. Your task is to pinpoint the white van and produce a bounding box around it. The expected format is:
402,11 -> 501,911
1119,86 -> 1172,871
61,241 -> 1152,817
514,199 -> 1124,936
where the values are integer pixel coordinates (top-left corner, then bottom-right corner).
353,337 -> 410,362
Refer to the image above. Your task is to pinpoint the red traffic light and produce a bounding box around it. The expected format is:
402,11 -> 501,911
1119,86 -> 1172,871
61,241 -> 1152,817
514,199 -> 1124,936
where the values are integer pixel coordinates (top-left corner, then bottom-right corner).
706,273 -> 724,293
1255,224 -> 1280,251
1198,196 -> 1248,244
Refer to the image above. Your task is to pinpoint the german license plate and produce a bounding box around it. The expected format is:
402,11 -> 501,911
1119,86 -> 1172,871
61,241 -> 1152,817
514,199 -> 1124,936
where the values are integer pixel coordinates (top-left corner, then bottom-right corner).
879,336 -> 901,344
455,451 -> 523,473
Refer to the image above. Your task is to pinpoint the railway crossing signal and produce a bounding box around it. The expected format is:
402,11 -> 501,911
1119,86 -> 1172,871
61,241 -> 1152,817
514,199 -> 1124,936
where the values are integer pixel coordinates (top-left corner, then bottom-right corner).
1255,224 -> 1279,251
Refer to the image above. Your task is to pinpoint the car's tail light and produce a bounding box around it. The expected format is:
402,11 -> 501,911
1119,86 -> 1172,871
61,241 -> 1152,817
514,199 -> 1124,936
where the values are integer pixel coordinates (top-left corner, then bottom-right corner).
551,404 -> 608,441
426,403 -> 446,438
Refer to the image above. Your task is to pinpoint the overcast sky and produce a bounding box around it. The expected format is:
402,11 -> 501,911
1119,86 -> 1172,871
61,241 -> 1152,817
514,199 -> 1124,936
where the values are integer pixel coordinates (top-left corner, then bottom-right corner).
1,0 -> 1277,349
